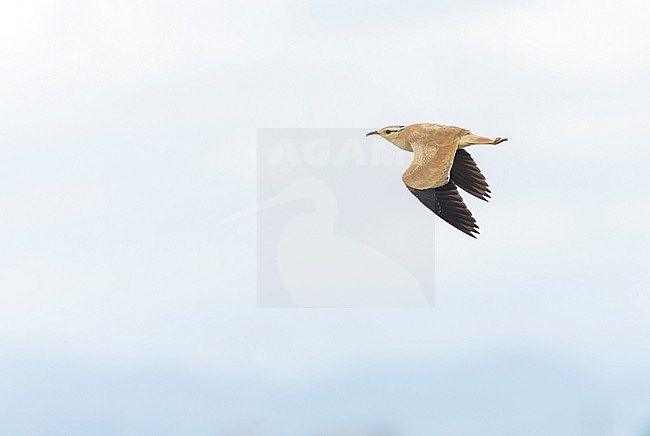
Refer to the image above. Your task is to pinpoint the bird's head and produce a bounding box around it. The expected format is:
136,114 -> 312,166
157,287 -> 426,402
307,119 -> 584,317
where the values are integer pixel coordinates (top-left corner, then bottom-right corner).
366,125 -> 410,150
366,125 -> 405,139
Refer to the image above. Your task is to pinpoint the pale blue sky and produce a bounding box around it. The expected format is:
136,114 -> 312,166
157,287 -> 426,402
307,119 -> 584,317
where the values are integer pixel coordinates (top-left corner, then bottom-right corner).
0,0 -> 649,434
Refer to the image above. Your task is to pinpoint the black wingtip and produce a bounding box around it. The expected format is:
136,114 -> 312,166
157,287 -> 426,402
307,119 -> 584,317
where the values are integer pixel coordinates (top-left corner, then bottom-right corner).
451,149 -> 492,202
407,181 -> 480,238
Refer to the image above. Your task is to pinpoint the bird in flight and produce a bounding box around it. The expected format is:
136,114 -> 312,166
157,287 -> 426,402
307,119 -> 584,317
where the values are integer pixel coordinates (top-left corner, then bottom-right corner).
366,123 -> 507,238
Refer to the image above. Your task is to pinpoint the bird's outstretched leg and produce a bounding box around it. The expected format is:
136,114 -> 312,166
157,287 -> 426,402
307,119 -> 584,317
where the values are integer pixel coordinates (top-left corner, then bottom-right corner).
459,134 -> 508,148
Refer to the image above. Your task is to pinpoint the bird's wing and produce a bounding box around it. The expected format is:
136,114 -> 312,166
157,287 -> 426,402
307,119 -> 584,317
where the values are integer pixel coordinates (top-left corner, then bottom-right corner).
401,126 -> 469,190
450,149 -> 491,201
407,181 -> 479,238
402,125 -> 478,237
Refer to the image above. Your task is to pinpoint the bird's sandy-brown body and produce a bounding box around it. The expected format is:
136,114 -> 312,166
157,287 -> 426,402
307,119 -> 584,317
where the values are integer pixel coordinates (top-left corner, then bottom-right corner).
400,124 -> 470,190
366,122 -> 508,237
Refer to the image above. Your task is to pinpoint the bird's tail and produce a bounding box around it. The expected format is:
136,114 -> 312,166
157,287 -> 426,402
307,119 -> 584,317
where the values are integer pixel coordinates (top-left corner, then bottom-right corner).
459,134 -> 508,148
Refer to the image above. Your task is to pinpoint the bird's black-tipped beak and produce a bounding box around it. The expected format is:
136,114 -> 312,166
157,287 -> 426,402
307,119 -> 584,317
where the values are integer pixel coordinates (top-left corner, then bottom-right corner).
366,130 -> 378,137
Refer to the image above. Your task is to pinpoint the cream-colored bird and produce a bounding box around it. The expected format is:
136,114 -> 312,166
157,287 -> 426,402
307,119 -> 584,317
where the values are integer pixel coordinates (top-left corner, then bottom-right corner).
366,123 -> 507,238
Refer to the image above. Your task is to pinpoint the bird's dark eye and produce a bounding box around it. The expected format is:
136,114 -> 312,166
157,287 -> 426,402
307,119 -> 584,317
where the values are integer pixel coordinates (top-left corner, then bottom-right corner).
385,130 -> 391,134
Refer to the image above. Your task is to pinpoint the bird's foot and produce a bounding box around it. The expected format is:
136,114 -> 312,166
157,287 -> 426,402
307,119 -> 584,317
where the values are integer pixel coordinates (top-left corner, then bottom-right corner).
493,137 -> 508,145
